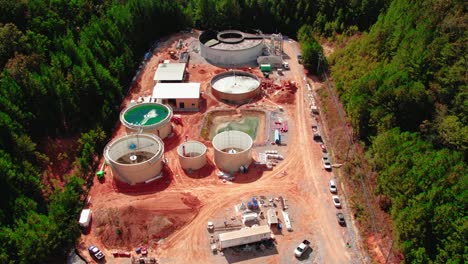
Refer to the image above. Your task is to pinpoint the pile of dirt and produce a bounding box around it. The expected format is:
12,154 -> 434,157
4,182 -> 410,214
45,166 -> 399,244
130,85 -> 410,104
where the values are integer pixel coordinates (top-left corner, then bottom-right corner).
91,193 -> 201,249
271,90 -> 296,104
180,192 -> 202,208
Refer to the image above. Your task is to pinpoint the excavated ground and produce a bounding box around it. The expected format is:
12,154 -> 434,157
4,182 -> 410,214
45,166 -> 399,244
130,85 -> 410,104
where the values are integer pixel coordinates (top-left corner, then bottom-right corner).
78,31 -> 366,264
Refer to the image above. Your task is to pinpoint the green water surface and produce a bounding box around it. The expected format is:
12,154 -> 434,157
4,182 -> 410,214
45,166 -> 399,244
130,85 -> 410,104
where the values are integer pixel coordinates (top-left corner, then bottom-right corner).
215,117 -> 259,139
124,104 -> 169,126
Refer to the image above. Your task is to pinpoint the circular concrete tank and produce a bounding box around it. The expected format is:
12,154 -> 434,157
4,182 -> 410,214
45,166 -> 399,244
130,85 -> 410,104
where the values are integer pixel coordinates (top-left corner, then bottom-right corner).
120,103 -> 173,139
199,30 -> 264,66
212,130 -> 253,173
177,140 -> 207,171
104,133 -> 164,185
211,71 -> 261,104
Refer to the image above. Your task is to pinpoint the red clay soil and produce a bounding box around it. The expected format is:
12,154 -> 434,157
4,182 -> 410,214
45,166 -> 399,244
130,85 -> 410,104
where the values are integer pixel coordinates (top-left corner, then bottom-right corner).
77,32 -> 380,264
39,136 -> 79,195
89,192 -> 201,249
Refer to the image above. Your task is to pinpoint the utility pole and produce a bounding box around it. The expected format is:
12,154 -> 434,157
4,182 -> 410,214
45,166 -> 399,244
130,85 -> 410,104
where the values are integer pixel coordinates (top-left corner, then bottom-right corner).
317,52 -> 322,74
317,52 -> 326,75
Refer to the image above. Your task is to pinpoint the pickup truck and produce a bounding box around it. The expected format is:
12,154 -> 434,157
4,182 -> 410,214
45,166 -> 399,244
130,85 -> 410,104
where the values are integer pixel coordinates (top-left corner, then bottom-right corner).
88,245 -> 105,260
294,239 -> 311,258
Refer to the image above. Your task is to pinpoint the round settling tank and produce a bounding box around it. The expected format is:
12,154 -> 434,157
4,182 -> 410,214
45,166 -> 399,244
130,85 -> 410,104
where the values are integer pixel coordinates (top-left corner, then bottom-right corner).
177,140 -> 207,171
212,130 -> 253,173
120,103 -> 173,139
104,133 -> 164,185
211,71 -> 261,104
199,30 -> 264,66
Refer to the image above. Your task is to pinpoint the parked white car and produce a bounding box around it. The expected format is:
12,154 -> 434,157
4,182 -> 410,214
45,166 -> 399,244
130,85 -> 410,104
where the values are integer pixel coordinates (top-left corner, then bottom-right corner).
329,180 -> 337,193
322,153 -> 332,170
332,195 -> 341,208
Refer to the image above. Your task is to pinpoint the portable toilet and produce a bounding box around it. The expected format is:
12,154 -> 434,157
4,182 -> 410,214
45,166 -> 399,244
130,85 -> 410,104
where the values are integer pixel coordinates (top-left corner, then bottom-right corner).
260,64 -> 272,73
274,129 -> 281,145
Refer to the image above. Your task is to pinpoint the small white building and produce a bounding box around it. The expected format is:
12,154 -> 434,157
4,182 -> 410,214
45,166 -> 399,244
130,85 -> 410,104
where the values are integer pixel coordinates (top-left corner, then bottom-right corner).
152,83 -> 200,111
242,212 -> 258,224
153,62 -> 186,83
257,55 -> 283,68
267,209 -> 278,227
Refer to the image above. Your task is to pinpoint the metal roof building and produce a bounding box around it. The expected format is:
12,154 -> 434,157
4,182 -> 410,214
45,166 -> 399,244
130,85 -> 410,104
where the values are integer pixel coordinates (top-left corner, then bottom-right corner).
218,225 -> 271,249
152,83 -> 200,111
267,209 -> 278,226
153,63 -> 186,82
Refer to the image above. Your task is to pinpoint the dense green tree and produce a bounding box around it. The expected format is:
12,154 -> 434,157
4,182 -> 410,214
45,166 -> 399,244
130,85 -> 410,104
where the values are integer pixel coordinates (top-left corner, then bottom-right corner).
332,0 -> 467,261
297,25 -> 325,75
369,129 -> 466,262
184,0 -> 388,36
0,23 -> 24,67
0,0 -> 187,262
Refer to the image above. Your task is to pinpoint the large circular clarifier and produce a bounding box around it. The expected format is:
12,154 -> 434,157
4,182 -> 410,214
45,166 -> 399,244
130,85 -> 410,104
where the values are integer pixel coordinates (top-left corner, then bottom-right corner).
104,133 -> 164,185
199,30 -> 264,65
212,130 -> 253,173
211,71 -> 261,104
120,103 -> 173,139
177,141 -> 207,171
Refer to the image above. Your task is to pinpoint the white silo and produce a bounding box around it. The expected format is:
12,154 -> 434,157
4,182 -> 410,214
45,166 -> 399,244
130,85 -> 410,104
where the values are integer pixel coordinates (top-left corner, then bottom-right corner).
104,133 -> 164,185
177,140 -> 207,171
212,130 -> 253,173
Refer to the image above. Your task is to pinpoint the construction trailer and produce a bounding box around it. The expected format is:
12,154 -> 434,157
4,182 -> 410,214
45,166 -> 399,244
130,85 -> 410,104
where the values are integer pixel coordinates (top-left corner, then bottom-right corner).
218,225 -> 271,249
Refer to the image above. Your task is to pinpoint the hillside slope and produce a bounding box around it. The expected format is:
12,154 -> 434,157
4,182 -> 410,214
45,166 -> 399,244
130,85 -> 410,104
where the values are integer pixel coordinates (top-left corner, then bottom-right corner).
330,0 -> 467,262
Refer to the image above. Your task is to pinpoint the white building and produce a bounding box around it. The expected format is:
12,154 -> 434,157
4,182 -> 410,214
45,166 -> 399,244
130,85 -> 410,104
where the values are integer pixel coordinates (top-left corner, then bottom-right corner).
152,83 -> 200,111
153,62 -> 186,83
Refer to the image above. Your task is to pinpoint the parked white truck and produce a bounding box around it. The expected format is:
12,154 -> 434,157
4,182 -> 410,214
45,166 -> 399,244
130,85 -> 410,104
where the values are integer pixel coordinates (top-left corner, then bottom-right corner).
294,239 -> 311,258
